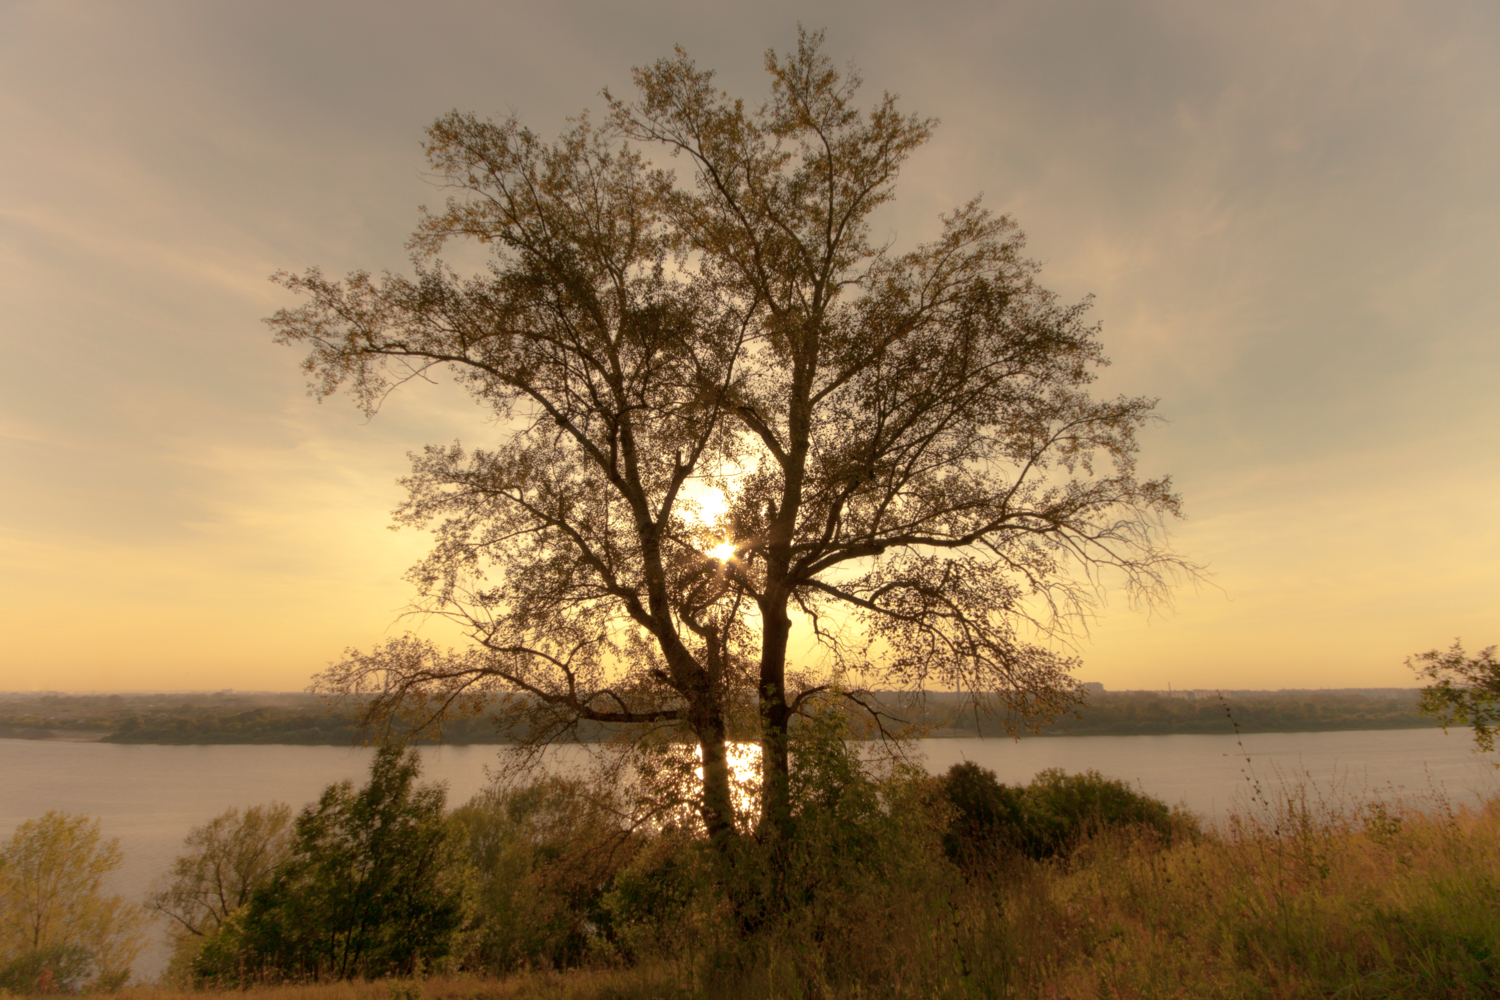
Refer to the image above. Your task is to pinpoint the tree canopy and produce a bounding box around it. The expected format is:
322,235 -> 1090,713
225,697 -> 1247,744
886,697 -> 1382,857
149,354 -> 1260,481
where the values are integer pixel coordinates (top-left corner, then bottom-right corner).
269,29 -> 1191,843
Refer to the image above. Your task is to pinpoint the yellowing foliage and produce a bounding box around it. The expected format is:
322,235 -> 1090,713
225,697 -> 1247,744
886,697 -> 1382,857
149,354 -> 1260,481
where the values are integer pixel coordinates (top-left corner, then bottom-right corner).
0,811 -> 150,990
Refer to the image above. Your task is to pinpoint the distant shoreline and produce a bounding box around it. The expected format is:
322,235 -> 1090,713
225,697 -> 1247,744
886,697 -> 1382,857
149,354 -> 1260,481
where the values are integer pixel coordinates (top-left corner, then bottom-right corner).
0,727 -> 109,743
0,688 -> 1440,746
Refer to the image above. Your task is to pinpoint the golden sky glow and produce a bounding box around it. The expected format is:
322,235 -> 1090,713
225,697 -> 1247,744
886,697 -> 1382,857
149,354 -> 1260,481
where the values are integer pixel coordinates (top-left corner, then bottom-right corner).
1,0 -> 1496,693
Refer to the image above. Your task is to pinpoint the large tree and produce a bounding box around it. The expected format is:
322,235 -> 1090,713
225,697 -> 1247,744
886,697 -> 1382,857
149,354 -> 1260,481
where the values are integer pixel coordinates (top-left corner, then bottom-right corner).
270,30 -> 1189,844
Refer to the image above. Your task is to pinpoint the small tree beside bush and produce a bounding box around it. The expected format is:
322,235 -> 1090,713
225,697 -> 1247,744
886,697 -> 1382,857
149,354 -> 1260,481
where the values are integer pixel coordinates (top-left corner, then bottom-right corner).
149,802 -> 293,983
195,745 -> 465,982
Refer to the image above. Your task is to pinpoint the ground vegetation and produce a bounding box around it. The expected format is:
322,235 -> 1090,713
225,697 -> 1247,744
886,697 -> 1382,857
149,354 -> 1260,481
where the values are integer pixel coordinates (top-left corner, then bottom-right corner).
7,740 -> 1497,996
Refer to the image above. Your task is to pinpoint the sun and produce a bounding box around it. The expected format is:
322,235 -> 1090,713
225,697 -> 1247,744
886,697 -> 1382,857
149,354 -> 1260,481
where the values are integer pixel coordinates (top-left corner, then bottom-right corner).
708,540 -> 737,562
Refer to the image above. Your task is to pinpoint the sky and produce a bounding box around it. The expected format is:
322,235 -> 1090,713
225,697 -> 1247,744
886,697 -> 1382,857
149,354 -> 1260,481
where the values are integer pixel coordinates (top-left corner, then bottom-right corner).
1,0 -> 1496,694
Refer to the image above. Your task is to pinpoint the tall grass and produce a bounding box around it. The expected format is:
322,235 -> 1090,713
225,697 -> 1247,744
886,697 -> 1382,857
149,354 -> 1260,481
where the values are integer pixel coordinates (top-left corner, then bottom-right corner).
1010,784 -> 1500,998
635,774 -> 1500,999
101,970 -> 688,1000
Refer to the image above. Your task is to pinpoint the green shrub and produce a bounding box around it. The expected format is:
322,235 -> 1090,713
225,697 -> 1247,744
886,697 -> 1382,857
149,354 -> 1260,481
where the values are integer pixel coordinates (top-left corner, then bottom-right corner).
450,776 -> 633,973
940,760 -> 1029,865
939,763 -> 1185,865
1022,767 -> 1177,855
601,831 -> 713,964
0,945 -> 93,994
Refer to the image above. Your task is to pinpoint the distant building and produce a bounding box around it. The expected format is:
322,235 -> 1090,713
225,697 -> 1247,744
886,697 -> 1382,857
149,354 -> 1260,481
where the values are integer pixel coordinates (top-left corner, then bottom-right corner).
1081,682 -> 1105,695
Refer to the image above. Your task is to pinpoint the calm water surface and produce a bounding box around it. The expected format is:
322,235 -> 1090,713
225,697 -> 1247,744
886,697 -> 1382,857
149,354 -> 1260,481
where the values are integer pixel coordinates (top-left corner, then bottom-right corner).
2,729 -> 1495,979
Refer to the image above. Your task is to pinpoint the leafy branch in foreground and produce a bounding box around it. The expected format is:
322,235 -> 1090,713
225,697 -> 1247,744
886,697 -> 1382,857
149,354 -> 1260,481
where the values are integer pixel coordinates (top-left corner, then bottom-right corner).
1411,639 -> 1500,756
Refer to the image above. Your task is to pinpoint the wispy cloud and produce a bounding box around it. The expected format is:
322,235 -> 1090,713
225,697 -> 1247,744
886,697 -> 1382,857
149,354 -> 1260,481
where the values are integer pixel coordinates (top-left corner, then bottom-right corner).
2,0 -> 1495,691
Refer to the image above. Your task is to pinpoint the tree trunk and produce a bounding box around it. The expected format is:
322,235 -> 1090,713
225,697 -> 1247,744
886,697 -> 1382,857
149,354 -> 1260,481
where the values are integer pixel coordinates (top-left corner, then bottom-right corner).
695,718 -> 738,843
756,596 -> 793,843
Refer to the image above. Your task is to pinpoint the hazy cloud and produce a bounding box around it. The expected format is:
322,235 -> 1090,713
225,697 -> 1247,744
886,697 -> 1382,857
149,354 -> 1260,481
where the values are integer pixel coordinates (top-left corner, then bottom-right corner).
2,0 -> 1495,690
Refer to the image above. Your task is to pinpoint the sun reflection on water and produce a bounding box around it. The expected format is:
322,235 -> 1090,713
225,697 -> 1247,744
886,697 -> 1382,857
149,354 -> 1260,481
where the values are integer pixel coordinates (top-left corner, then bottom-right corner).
693,740 -> 762,829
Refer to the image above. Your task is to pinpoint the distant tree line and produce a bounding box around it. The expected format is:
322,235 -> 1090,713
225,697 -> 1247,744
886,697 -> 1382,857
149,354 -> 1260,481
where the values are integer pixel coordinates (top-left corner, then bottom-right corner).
0,689 -> 1443,746
901,689 -> 1439,738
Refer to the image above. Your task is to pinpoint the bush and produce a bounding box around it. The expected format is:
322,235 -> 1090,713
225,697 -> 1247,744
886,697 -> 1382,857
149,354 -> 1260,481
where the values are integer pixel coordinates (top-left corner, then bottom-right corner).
450,775 -> 634,973
601,829 -> 713,964
1022,767 -> 1178,856
0,945 -> 93,994
940,761 -> 1030,864
939,763 -> 1186,865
